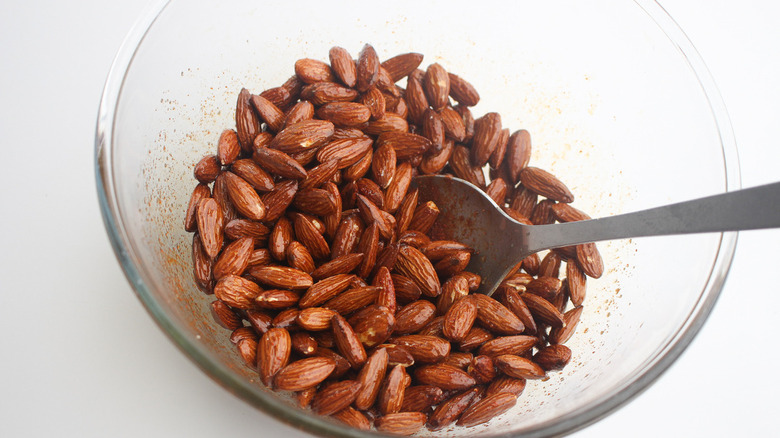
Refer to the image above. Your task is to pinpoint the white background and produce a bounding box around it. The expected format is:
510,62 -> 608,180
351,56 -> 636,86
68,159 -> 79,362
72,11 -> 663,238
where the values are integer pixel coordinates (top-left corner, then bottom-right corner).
1,1 -> 778,437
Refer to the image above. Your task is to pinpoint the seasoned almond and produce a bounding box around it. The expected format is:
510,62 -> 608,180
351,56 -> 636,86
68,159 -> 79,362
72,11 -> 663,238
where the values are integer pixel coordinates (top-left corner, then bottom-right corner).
184,183 -> 211,232
526,276 -> 563,302
324,286 -> 382,315
533,344 -> 572,371
478,336 -> 537,357
427,387 -> 481,430
245,265 -> 313,290
316,102 -> 371,127
330,214 -> 363,260
258,328 -> 291,386
395,245 -> 441,297
210,300 -> 242,330
374,412 -> 427,436
394,300 -> 437,335
284,100 -> 315,127
217,129 -> 240,166
384,162 -> 413,213
486,376 -> 527,398
520,167 -> 574,203
521,293 -> 564,328
356,43 -> 379,92
196,198 -> 224,259
260,179 -> 298,222
498,287 -> 538,336
315,136 -> 373,169
458,327 -> 494,351
310,253 -> 364,280
250,94 -> 285,133
254,289 -> 299,309
213,237 -> 254,279
576,242 -> 604,278
485,177 -> 508,206
494,354 -> 546,379
549,305 -> 584,344
360,86 -> 386,120
223,171 -> 266,221
245,309 -> 273,335
248,248 -> 272,266
269,216 -> 293,261
260,86 -> 293,112
381,52 -> 424,82
285,241 -> 315,274
414,363 -> 476,390
300,160 -> 339,191
448,72 -> 480,107
355,195 -> 393,240
313,347 -> 350,378
348,305 -> 395,349
297,386 -> 317,409
393,335 -> 450,364
292,213 -> 331,260
454,104 -> 475,141
375,131 -> 431,160
439,106 -> 466,142
401,385 -> 444,413
458,271 -> 482,292
295,307 -> 337,331
419,137 -> 454,175
471,294 -> 525,335
311,380 -> 362,416
421,240 -> 473,261
292,188 -> 338,216
329,46 -> 357,88
423,63 -> 450,111
405,73 -> 429,124
421,108 -> 445,152
457,392 -> 517,427
231,159 -> 275,192
521,252 -> 541,276
269,119 -> 335,154
294,58 -> 336,84
443,352 -> 474,370
442,295 -> 477,342
235,88 -> 261,152
472,112 -> 502,167
332,406 -> 370,430
451,144 -> 486,189
252,146 -> 307,180
300,81 -> 358,105
236,338 -> 258,370
378,344 -> 415,368
343,147 -> 373,181
332,314 -> 368,369
363,113 -> 409,136
371,142 -> 397,189
539,252 -> 563,279
393,189 -> 418,237
299,274 -> 355,308
530,199 -> 557,225
378,364 -> 408,415
230,326 -> 257,344
436,275 -> 470,315
272,308 -> 300,330
273,356 -> 337,391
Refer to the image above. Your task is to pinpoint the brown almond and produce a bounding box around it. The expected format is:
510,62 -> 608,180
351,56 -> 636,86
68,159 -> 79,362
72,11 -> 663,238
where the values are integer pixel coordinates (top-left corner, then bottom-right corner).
247,248 -> 272,267
323,286 -> 382,316
457,392 -> 517,427
292,188 -> 338,217
485,177 -> 508,206
459,326 -> 493,351
249,94 -> 285,133
498,287 -> 538,336
348,305 -> 395,348
310,253 -> 364,280
315,136 -> 373,169
196,199 -> 224,260
360,86 -> 386,120
378,344 -> 415,368
371,241 -> 400,279
269,216 -> 293,261
438,106 -> 466,142
427,387 -> 481,430
530,199 -> 557,225
316,101 -> 371,127
286,241 -> 315,274
230,327 -> 257,345
355,195 -> 393,240
533,344 -> 572,371
300,160 -> 339,191
332,314 -> 367,369
521,293 -> 564,328
271,308 -> 300,330
393,335 -> 450,364
539,252 -> 563,278
213,237 -> 254,279
394,188 -> 419,236
356,43 -> 379,92
394,300 -> 437,335
313,346 -> 350,378
374,412 -> 427,436
401,385 -> 445,413
311,380 -> 362,416
371,142 -> 397,189
273,357 -> 337,391
451,144 -> 486,189
294,58 -> 336,84
354,346 -> 389,410
223,171 -> 266,221
505,129 -> 533,184
292,213 -> 331,260
576,242 -> 604,278
260,86 -> 293,112
471,294 -> 525,335
510,185 -> 537,218
210,300 -> 242,330
395,245 -> 441,297
343,146 -> 373,181
269,119 -> 335,154
486,376 -> 527,398
332,406 -> 370,430
469,355 -> 497,384
378,364 -> 408,415
422,63 -> 450,111
260,179 -> 298,222
384,162 -> 413,213
472,112 -> 502,167
296,307 -> 337,331
362,113 -> 409,136
519,167 -> 574,203
494,354 -> 546,379
381,52 -> 424,82
328,46 -> 357,88
442,295 -> 477,342
330,214 -> 363,260
258,328 -> 291,386
184,183 -> 211,232
478,335 -> 537,357
521,252 -> 541,276
447,72 -> 480,107
421,108 -> 445,153
237,338 -> 258,370
420,136 -> 455,175
414,363 -> 476,390
297,386 -> 316,409
235,88 -> 261,152
216,129 -> 240,166
549,305 -> 584,344
254,289 -> 299,309
284,100 -> 315,127
436,275 -> 470,315
443,352 -> 474,370
300,81 -> 358,106
299,273 -> 355,308
421,240 -> 474,261
245,265 -> 313,290
375,131 -> 431,160
231,158 -> 275,192
252,146 -> 307,180
433,249 -> 470,277
526,276 -> 563,302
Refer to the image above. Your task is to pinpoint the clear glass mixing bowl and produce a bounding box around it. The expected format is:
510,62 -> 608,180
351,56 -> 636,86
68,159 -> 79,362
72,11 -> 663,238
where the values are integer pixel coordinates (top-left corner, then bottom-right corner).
95,1 -> 739,436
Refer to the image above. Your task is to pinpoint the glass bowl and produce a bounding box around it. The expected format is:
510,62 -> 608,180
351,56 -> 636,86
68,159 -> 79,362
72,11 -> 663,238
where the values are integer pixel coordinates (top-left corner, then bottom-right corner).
95,0 -> 739,436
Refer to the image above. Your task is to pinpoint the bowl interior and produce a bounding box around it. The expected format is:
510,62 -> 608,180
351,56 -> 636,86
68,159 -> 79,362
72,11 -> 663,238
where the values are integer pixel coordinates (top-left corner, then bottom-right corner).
99,0 -> 737,436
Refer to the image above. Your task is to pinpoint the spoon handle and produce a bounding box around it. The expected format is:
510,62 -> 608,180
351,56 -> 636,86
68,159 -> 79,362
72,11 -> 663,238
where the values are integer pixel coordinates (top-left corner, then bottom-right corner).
525,181 -> 780,253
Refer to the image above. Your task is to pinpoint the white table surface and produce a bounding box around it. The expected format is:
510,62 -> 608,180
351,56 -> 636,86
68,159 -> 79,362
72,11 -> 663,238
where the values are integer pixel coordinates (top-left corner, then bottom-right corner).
1,1 -> 778,436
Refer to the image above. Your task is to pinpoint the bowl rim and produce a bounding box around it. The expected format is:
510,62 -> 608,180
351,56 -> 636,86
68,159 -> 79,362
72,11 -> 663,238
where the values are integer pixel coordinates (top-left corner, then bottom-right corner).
94,0 -> 740,436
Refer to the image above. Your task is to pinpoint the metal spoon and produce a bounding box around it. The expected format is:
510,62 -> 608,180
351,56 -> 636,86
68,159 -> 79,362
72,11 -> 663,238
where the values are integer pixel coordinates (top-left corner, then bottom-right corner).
411,175 -> 780,296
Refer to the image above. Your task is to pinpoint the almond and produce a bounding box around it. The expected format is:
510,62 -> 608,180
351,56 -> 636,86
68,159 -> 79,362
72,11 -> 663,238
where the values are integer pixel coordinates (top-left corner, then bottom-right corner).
485,376 -> 527,398
393,335 -> 450,364
530,199 -> 557,225
394,300 -> 437,335
348,305 -> 395,349
374,412 -> 427,436
471,294 -> 525,335
269,119 -> 335,154
497,288 -> 538,336
442,295 -> 477,342
269,216 -> 293,261
394,188 -> 419,236
250,94 -> 285,133
363,113 -> 409,136
443,352 -> 473,370
235,88 -> 261,152
378,364 -> 408,415
438,106 -> 466,142
311,380 -> 362,416
286,241 -> 315,274
401,385 -> 444,413
371,142 -> 397,189
245,265 -> 313,291
533,344 -> 572,371
395,245 -> 441,297
414,363 -> 476,390
526,276 -> 563,302
292,188 -> 338,216
245,309 -> 273,335
521,293 -> 565,328
284,100 -> 315,127
254,289 -> 299,309
332,314 -> 367,369
294,58 -> 336,84
343,147 -> 373,181
260,179 -> 298,222
231,158 -> 275,191
315,136 -> 373,169
494,354 -> 546,380
223,171 -> 266,221
576,242 -> 604,278
447,72 -> 480,107
273,357 -> 337,391
314,101 -> 370,127
375,131 -> 431,160
330,214 -> 363,260
384,161 -> 413,213
549,305 -> 583,344
300,159 -> 339,190
423,63 -> 450,111
485,177 -> 508,205
356,43 -> 379,92
310,253 -> 364,280
519,166 -> 574,203
217,129 -> 240,166
299,274 -> 355,308
210,300 -> 242,330
478,336 -> 537,357
300,81 -> 359,105
296,307 -> 337,331
258,328 -> 292,386
471,112 -> 502,167
196,198 -> 224,259
213,275 -> 261,310
458,326 -> 494,351
332,407 -> 370,430
381,52 -> 424,82
184,183 -> 211,232
252,146 -> 307,180
467,354 -> 497,384
427,387 -> 481,430
313,347 -> 350,378
212,237 -> 253,279
450,144 -> 486,189
323,286 -> 382,315
292,212 -> 331,260
436,275 -> 469,316
328,46 -> 357,88
456,392 -> 516,427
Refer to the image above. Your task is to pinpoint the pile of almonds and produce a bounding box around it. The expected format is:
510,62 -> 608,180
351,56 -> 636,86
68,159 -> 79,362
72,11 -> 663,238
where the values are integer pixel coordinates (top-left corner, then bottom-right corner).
184,44 -> 603,435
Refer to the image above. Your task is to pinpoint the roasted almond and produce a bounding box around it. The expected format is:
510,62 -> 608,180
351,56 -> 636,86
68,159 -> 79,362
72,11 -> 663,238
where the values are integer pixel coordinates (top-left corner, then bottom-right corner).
363,113 -> 409,136
456,392 -> 516,427
213,274 -> 260,310
498,287 -> 538,336
332,406 -> 370,430
223,171 -> 266,221
422,63 -> 450,111
250,94 -> 285,133
330,214 -> 363,260
521,293 -> 564,328
235,88 -> 261,152
471,294 -> 525,335
494,354 -> 546,380
210,299 -> 242,330
273,356 -> 337,391
447,72 -> 480,107
576,242 -> 604,278
258,328 -> 291,386
260,179 -> 298,222
213,237 -> 254,279
394,300 -> 437,335
533,344 -> 572,371
478,335 -> 537,357
323,286 -> 382,315
299,274 -> 355,308
286,241 -> 315,274
196,198 -> 224,259
332,314 -> 368,369
371,142 -> 397,189
414,363 -> 476,390
356,43 -> 379,92
252,146 -> 307,180
436,275 -> 470,316
519,167 -> 574,203
471,112 -> 502,167
393,335 -> 450,364
485,376 -> 527,398
526,276 -> 563,302
269,216 -> 293,261
427,387 -> 481,430
381,52 -> 424,82
185,183 -> 211,232
315,136 -> 373,169
375,131 -> 431,160
292,212 -> 331,260
549,305 -> 583,344
311,380 -> 362,416
245,265 -> 313,290
378,364 -> 408,415
294,58 -> 336,84
254,289 -> 299,309
450,144 -> 486,189
458,327 -> 494,351
296,307 -> 337,331
301,81 -> 359,105
384,161 -> 413,213
442,295 -> 477,342
395,245 -> 441,297
401,385 -> 444,413
269,119 -> 335,154
284,100 -> 315,127
374,412 -> 427,436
